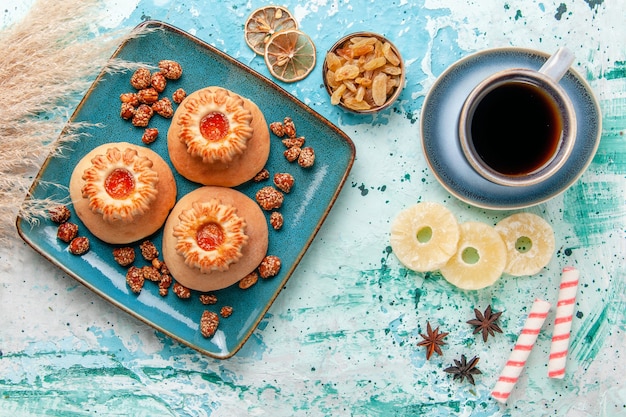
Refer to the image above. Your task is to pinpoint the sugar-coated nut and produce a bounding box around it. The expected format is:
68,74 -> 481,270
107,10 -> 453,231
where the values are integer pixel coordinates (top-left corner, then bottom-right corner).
200,310 -> 219,338
57,222 -> 78,243
152,258 -> 169,275
173,282 -> 191,299
140,240 -> 159,261
68,236 -> 89,255
258,255 -> 281,278
130,67 -> 152,90
220,306 -> 233,318
256,186 -> 284,211
159,60 -> 183,80
283,116 -> 296,138
269,121 -> 285,137
199,293 -> 218,305
126,266 -> 144,293
298,147 -> 315,168
113,246 -> 135,266
270,211 -> 284,230
253,168 -> 270,182
282,137 -> 305,148
238,271 -> 259,289
273,172 -> 294,193
49,205 -> 71,224
152,97 -> 173,118
141,128 -> 159,145
142,265 -> 161,282
172,88 -> 187,104
137,87 -> 159,105
120,92 -> 140,107
284,146 -> 301,162
132,104 -> 153,127
120,102 -> 136,120
150,71 -> 167,92
158,274 -> 172,296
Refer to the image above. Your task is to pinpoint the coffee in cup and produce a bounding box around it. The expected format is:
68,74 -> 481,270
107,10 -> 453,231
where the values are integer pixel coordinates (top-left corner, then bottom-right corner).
459,47 -> 577,187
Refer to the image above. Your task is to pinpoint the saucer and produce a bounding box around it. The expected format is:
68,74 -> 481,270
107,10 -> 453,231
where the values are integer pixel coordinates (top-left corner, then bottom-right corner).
420,47 -> 601,210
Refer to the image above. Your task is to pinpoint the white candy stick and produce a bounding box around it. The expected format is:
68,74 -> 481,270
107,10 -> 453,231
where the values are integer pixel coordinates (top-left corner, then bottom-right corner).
491,298 -> 551,404
548,266 -> 580,378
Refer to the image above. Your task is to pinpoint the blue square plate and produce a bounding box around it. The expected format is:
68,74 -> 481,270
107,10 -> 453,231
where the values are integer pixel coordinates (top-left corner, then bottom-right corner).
16,21 -> 355,359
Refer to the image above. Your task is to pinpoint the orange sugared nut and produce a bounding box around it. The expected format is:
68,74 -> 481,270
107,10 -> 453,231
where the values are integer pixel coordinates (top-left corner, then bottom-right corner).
132,104 -> 153,127
142,265 -> 161,282
130,67 -> 152,90
68,236 -> 90,255
152,97 -> 173,118
152,258 -> 169,275
253,168 -> 270,182
151,72 -> 167,92
126,266 -> 144,293
220,306 -> 233,318
141,128 -> 159,145
137,87 -> 159,105
269,121 -> 285,137
238,271 -> 259,289
57,222 -> 78,243
270,212 -> 284,230
284,146 -> 301,162
298,147 -> 315,168
159,60 -> 183,80
172,88 -> 187,104
200,310 -> 219,338
258,255 -> 281,278
49,205 -> 71,224
158,274 -> 172,296
120,92 -> 140,107
256,186 -> 284,211
283,117 -> 296,138
120,102 -> 136,120
199,293 -> 218,305
282,137 -> 305,148
173,282 -> 191,299
273,172 -> 294,193
113,246 -> 135,266
140,240 -> 159,261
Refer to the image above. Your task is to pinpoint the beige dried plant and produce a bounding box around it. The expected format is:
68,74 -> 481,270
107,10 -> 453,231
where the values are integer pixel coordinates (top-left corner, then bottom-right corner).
0,0 -> 151,246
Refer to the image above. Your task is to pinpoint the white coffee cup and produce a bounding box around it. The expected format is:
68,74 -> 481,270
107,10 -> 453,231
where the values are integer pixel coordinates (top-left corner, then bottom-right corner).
458,47 -> 577,187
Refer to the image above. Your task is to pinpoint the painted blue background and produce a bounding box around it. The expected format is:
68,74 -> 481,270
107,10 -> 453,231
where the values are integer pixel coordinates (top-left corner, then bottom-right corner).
1,0 -> 625,416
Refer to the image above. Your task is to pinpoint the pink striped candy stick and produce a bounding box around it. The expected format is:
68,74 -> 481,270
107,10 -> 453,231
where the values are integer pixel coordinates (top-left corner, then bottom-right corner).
491,298 -> 551,404
548,266 -> 580,378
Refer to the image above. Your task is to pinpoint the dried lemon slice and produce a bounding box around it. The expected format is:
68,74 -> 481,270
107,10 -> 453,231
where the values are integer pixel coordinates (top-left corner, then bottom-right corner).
495,213 -> 555,276
440,222 -> 506,290
244,6 -> 298,55
390,202 -> 460,272
264,29 -> 316,83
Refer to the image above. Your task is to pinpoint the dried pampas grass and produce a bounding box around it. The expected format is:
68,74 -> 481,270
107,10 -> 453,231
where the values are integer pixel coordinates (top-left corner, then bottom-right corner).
0,0 -> 149,246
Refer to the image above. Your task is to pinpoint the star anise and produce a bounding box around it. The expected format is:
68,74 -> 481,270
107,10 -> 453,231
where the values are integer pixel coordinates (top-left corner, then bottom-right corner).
467,305 -> 503,342
444,354 -> 482,385
417,321 -> 448,360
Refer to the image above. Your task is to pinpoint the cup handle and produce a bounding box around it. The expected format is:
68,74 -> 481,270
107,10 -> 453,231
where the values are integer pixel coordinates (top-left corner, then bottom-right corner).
539,47 -> 575,82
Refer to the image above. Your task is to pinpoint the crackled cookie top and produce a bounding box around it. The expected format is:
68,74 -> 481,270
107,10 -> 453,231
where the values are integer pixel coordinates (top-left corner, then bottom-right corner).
81,147 -> 159,223
173,199 -> 248,273
177,88 -> 254,164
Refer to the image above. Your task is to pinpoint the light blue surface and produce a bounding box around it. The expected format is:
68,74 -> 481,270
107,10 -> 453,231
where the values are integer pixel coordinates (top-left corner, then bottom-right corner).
2,0 -> 626,416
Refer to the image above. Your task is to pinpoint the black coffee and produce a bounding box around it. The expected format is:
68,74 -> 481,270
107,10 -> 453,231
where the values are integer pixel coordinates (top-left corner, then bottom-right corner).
470,81 -> 563,176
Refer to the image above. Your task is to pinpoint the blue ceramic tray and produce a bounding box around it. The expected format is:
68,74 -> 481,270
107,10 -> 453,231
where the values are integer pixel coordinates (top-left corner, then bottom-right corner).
17,21 -> 355,359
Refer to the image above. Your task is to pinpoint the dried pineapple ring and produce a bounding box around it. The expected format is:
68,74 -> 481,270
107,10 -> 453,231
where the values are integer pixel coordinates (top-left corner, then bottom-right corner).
390,202 -> 460,272
495,213 -> 555,276
440,222 -> 507,290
